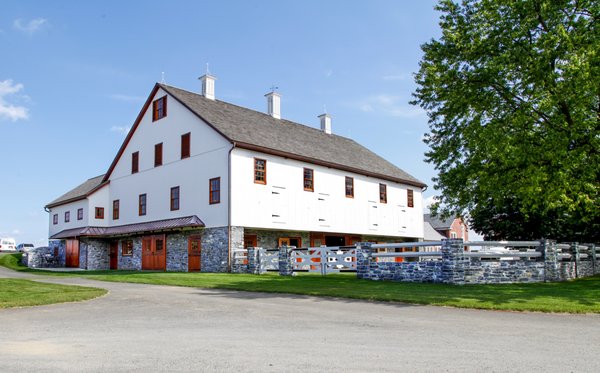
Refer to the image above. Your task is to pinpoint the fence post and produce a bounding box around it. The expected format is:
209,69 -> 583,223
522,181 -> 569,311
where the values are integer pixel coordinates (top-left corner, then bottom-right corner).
441,238 -> 465,285
356,243 -> 372,280
571,242 -> 580,278
543,240 -> 559,282
278,246 -> 294,276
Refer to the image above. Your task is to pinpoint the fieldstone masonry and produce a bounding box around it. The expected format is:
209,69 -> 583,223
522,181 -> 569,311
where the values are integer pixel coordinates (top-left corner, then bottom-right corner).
357,239 -> 600,284
201,227 -> 230,272
118,238 -> 142,270
166,232 -> 190,272
80,238 -> 110,270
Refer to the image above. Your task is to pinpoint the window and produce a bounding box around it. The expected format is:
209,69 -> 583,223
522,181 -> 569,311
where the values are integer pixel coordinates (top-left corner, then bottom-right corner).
139,194 -> 147,216
132,151 -> 139,174
154,143 -> 163,167
209,178 -> 220,204
64,211 -> 70,223
152,96 -> 167,121
113,200 -> 120,220
450,232 -> 458,239
77,208 -> 83,220
380,183 -> 387,204
170,187 -> 180,211
254,158 -> 266,184
95,207 -> 104,219
407,189 -> 414,208
345,176 -> 354,198
122,240 -> 133,256
53,214 -> 58,225
181,132 -> 191,159
303,168 -> 314,192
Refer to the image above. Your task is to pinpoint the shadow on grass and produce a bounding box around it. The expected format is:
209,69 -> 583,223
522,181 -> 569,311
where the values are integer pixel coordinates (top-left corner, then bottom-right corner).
2,253 -> 599,313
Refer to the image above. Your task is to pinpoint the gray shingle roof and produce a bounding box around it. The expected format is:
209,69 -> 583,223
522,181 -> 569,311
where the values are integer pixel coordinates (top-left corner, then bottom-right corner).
159,84 -> 425,187
424,213 -> 455,230
423,221 -> 446,240
46,175 -> 106,208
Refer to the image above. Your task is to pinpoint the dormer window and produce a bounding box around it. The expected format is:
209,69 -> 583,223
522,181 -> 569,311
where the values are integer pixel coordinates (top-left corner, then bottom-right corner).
152,96 -> 167,121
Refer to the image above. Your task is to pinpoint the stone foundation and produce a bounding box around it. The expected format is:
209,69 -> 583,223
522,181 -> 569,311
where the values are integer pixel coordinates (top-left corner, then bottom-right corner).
80,238 -> 110,270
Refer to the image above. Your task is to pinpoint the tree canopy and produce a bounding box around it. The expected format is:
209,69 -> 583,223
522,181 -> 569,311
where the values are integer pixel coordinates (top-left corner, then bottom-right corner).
412,0 -> 599,241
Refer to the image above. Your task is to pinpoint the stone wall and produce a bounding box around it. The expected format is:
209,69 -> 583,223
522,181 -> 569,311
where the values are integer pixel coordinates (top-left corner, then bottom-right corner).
201,226 -> 230,272
23,246 -> 57,268
48,240 -> 66,267
118,238 -> 142,270
464,260 -> 545,284
81,238 -> 109,270
245,228 -> 310,249
356,239 -> 599,284
166,233 -> 189,272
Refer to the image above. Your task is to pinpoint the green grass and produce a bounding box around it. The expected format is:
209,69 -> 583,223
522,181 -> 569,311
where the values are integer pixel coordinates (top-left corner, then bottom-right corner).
0,278 -> 107,309
2,253 -> 599,313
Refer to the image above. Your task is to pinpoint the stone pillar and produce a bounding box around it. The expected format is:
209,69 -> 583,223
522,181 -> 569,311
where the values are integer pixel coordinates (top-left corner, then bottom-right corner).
278,246 -> 294,276
356,243 -> 373,280
247,247 -> 259,274
571,242 -> 580,278
590,244 -> 597,275
441,238 -> 466,285
543,240 -> 559,282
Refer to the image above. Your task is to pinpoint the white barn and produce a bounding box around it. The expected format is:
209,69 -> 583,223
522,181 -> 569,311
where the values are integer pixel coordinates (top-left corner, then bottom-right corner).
45,74 -> 426,271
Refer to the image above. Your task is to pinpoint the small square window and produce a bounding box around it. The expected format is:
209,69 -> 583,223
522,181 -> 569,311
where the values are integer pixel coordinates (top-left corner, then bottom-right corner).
77,208 -> 83,220
122,240 -> 133,256
64,211 -> 70,223
95,207 -> 104,219
152,96 -> 167,121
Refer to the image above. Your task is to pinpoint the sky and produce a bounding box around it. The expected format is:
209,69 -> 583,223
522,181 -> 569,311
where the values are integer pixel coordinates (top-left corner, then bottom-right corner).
1,0 -> 470,246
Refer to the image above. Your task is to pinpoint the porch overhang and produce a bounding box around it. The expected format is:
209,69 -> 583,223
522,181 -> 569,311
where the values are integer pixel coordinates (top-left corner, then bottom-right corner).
49,215 -> 205,239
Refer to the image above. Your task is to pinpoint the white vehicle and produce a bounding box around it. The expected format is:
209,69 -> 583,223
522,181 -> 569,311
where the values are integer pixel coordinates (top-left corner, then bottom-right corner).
16,243 -> 35,252
0,238 -> 17,252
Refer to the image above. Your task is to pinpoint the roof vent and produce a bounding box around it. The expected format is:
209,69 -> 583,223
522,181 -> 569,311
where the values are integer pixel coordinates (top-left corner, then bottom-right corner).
265,91 -> 281,119
199,74 -> 216,100
318,113 -> 332,134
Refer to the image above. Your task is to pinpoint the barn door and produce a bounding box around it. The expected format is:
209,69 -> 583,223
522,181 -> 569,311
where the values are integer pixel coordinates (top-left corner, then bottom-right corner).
188,235 -> 201,272
109,241 -> 118,270
65,239 -> 80,268
142,235 -> 167,270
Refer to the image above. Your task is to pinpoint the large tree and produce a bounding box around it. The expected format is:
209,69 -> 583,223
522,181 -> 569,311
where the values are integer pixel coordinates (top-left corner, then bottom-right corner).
412,0 -> 599,241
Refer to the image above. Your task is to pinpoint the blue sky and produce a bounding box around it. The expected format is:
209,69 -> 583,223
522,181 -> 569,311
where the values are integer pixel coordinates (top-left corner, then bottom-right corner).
1,0 -> 450,245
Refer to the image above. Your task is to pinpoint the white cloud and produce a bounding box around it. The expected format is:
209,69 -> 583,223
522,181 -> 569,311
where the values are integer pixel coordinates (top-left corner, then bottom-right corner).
354,94 -> 424,118
13,18 -> 48,35
423,195 -> 439,213
0,79 -> 29,122
110,126 -> 130,135
110,94 -> 144,102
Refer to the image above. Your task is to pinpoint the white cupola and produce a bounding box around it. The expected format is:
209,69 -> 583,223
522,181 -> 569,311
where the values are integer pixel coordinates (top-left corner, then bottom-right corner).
318,113 -> 332,134
199,73 -> 216,100
265,91 -> 281,119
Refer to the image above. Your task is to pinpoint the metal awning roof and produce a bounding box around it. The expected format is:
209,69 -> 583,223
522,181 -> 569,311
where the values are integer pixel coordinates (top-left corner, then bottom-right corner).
50,215 -> 205,239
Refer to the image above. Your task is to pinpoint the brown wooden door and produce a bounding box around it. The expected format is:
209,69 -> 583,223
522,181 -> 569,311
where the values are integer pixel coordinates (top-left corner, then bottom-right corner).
244,234 -> 257,249
188,235 -> 201,272
142,235 -> 167,270
109,241 -> 118,270
65,239 -> 79,268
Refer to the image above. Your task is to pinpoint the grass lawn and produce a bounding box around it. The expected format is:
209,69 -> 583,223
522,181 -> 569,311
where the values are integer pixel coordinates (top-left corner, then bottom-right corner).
2,253 -> 599,313
0,278 -> 107,309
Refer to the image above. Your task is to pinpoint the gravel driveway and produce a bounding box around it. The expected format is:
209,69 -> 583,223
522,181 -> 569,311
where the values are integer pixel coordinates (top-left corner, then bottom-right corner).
1,265 -> 599,372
